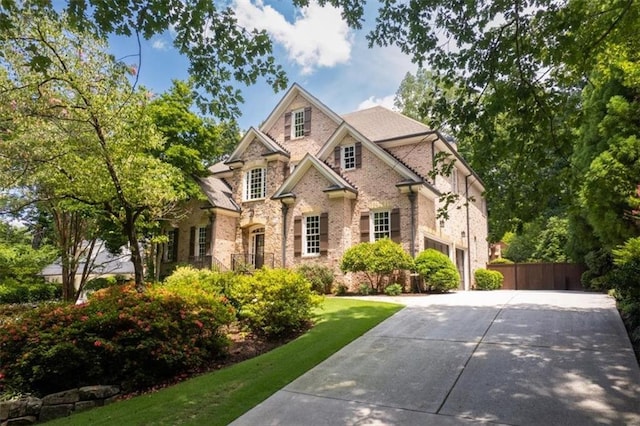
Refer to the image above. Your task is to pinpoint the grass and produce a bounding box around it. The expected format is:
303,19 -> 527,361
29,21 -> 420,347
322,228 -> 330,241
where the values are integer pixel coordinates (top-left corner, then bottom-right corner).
46,297 -> 402,426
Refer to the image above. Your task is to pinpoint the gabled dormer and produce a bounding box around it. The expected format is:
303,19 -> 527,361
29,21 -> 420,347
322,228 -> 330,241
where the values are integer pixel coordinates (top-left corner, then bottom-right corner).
259,83 -> 343,161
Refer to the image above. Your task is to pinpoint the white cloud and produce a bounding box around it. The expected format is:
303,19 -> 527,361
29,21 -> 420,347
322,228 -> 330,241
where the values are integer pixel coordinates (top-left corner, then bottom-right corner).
234,0 -> 352,74
357,94 -> 397,111
151,38 -> 168,50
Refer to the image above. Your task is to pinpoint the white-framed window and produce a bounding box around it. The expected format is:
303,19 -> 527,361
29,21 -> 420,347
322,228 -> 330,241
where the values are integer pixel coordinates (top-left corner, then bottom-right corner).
292,109 -> 305,139
304,215 -> 320,255
342,145 -> 356,170
196,226 -> 207,257
164,228 -> 176,262
244,167 -> 266,201
372,211 -> 390,241
451,168 -> 459,194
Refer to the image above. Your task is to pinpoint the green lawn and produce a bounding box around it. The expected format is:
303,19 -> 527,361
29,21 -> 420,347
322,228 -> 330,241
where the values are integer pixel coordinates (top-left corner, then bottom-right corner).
47,297 -> 402,425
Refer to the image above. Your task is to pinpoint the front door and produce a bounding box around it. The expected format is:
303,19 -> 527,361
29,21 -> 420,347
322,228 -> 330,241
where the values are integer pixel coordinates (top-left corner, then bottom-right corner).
456,248 -> 465,290
252,228 -> 265,268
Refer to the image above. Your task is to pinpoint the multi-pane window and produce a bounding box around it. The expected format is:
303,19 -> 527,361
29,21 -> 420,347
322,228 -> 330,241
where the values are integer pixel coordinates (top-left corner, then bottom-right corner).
245,167 -> 266,200
197,227 -> 207,257
342,145 -> 356,170
165,229 -> 175,261
304,215 -> 320,255
292,109 -> 305,138
372,211 -> 390,241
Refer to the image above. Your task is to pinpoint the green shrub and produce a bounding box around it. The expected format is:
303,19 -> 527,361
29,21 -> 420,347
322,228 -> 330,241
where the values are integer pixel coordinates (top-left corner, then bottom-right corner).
0,283 -> 235,396
0,279 -> 61,304
384,283 -> 403,296
414,249 -> 460,292
230,268 -> 321,338
160,266 -> 237,309
335,284 -> 348,296
84,276 -> 118,292
489,257 -> 514,264
357,283 -> 372,295
474,269 -> 504,290
296,264 -> 334,294
340,239 -> 413,292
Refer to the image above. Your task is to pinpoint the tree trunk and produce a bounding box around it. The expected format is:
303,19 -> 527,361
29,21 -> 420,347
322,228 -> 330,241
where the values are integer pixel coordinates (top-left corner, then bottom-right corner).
124,208 -> 145,291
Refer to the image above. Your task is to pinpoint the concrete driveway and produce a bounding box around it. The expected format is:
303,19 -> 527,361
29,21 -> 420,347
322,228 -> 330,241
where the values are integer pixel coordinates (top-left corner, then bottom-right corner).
230,291 -> 640,425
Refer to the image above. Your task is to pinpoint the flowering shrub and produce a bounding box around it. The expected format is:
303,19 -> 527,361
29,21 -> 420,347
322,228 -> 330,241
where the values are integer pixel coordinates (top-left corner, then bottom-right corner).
414,249 -> 460,292
231,269 -> 321,338
0,284 -> 235,396
474,269 -> 504,290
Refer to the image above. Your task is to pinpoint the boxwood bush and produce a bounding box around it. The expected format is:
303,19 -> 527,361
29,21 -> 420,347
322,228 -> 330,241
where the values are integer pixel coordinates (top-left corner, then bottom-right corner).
414,249 -> 460,292
230,268 -> 321,338
0,283 -> 235,396
474,269 -> 504,290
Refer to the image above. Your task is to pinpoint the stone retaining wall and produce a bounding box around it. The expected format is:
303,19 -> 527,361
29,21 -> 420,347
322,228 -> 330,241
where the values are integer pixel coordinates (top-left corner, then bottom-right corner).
0,385 -> 120,425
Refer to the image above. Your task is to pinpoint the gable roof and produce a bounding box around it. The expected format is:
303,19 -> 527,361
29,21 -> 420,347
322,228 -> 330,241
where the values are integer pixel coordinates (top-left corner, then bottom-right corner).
225,127 -> 289,164
272,153 -> 357,199
317,122 -> 428,183
342,106 -> 434,142
198,173 -> 240,212
260,83 -> 343,134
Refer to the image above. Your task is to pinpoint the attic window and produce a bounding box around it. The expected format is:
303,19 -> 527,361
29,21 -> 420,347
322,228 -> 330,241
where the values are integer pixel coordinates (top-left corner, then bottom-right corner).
342,145 -> 356,170
293,109 -> 305,138
284,107 -> 311,141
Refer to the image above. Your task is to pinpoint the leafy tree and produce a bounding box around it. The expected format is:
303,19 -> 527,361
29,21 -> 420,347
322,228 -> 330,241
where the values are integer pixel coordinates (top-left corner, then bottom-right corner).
0,222 -> 57,282
0,1 -> 287,120
0,13 -> 189,289
340,239 -> 413,292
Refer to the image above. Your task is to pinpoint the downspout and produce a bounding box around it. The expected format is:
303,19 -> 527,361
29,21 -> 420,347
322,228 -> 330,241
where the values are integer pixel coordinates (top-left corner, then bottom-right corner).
408,188 -> 418,292
431,139 -> 437,184
465,174 -> 472,290
209,212 -> 216,269
280,202 -> 289,268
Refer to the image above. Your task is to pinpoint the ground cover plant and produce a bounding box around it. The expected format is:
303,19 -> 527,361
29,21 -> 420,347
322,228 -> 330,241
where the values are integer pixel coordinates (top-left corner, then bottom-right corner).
45,298 -> 403,426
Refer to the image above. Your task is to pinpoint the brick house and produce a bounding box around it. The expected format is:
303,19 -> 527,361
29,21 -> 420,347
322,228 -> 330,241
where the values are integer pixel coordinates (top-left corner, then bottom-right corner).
159,84 -> 489,290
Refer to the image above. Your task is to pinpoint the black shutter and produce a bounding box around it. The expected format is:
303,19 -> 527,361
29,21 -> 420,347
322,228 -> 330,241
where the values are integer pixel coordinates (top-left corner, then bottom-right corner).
360,211 -> 370,242
294,216 -> 302,257
284,112 -> 291,141
304,107 -> 312,136
390,208 -> 401,242
172,228 -> 179,262
334,146 -> 341,168
205,225 -> 212,255
355,142 -> 362,168
189,226 -> 195,257
320,213 -> 328,255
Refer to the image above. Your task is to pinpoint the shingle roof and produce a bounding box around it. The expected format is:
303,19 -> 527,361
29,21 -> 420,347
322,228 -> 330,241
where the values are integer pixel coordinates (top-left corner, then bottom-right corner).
342,106 -> 434,142
198,173 -> 240,212
40,241 -> 135,277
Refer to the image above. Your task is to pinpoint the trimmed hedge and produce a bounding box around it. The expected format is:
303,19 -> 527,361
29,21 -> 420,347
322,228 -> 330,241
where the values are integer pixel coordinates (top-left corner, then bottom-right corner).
474,269 -> 504,290
414,249 -> 460,292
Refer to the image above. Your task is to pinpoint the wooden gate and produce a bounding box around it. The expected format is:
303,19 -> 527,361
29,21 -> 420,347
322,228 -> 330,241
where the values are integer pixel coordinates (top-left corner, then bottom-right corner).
487,263 -> 586,291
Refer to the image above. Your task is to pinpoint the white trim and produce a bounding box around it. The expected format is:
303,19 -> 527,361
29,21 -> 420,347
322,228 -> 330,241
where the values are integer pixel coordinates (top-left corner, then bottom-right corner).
370,210 -> 391,241
292,108 -> 305,139
243,167 -> 266,201
303,214 -> 321,256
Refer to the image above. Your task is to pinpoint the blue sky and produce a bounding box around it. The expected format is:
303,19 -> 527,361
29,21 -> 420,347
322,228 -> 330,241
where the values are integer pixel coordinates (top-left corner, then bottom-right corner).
106,0 -> 417,130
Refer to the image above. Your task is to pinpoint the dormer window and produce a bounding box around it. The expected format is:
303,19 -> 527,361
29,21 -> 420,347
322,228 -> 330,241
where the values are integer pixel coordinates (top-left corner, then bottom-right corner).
284,107 -> 311,141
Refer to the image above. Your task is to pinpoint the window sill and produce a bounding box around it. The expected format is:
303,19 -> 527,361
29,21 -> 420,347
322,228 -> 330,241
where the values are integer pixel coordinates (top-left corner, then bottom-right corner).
242,198 -> 266,203
302,253 -> 321,258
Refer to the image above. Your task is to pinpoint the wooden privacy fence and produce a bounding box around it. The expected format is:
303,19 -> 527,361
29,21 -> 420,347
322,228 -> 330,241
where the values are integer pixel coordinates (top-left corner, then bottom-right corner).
487,263 -> 586,291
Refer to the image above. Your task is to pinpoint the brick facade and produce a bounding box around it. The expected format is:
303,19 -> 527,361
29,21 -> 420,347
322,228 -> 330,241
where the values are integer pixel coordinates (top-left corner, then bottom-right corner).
162,84 -> 489,290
